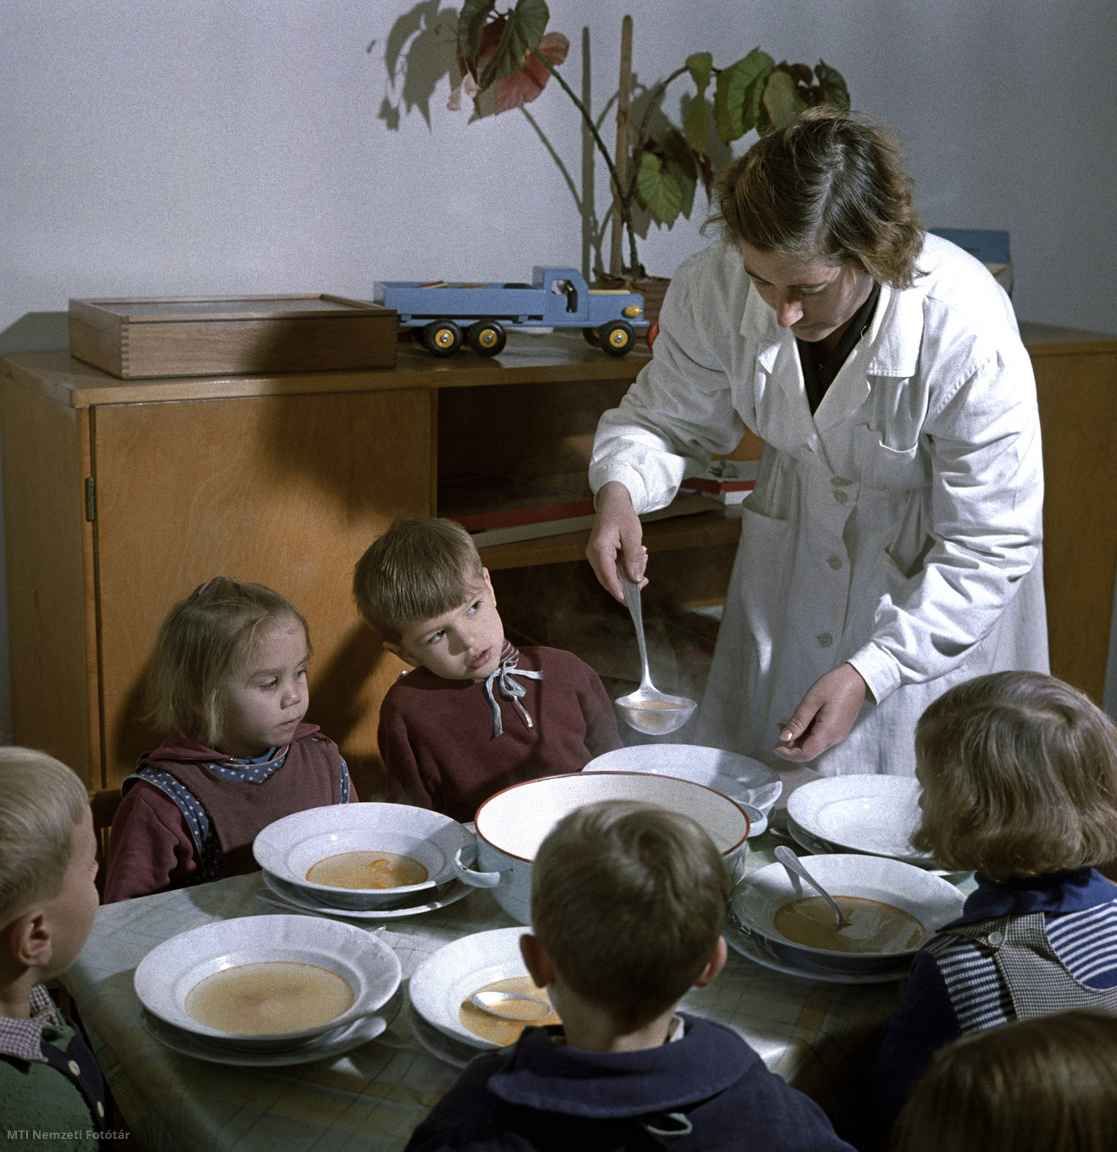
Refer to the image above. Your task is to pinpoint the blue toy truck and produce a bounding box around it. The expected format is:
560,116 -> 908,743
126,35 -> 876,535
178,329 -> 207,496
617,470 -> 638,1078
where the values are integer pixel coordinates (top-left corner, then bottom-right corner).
373,267 -> 647,358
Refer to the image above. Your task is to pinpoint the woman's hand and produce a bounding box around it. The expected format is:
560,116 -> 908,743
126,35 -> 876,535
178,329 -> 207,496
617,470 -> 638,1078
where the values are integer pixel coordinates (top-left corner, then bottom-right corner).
773,663 -> 868,762
586,481 -> 648,603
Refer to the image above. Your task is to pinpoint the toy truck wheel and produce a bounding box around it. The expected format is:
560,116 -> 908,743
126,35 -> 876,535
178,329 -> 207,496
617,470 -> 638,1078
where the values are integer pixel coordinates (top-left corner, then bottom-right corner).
423,319 -> 463,357
468,319 -> 506,357
582,327 -> 601,348
599,320 -> 636,357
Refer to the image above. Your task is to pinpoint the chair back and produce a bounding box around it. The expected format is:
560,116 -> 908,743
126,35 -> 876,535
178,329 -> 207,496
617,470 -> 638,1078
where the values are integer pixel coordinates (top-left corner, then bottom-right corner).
89,788 -> 122,900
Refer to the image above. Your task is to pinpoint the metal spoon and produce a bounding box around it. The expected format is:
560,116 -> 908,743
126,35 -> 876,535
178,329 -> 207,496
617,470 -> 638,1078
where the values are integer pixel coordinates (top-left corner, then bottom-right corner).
774,845 -> 853,929
470,990 -> 553,1020
614,570 -> 697,736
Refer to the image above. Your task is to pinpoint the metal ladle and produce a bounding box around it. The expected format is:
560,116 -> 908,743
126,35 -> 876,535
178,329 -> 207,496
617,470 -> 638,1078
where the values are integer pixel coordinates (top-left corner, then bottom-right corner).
774,845 -> 853,929
470,990 -> 553,1020
614,570 -> 697,736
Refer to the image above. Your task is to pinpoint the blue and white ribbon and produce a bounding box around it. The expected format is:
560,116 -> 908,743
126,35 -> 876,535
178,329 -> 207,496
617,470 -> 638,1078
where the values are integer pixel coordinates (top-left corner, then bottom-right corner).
483,643 -> 543,737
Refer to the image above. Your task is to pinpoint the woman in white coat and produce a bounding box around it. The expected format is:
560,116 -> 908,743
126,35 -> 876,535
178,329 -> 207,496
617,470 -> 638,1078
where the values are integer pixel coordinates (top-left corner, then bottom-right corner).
586,108 -> 1048,779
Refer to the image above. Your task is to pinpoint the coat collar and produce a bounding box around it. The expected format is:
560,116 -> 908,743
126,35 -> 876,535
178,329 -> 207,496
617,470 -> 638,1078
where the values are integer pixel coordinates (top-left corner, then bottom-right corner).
487,1015 -> 755,1117
741,278 -> 924,435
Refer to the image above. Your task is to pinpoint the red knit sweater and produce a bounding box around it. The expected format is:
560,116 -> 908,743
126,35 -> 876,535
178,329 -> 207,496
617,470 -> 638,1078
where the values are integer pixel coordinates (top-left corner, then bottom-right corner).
378,646 -> 622,823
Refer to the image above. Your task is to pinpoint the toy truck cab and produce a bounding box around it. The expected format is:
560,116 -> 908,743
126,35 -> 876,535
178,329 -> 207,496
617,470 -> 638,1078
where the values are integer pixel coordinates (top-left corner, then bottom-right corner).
373,266 -> 647,358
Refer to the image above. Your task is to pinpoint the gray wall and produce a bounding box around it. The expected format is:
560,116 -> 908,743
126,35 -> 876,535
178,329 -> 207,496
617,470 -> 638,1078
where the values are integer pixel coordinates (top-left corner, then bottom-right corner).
1,0 -> 1115,737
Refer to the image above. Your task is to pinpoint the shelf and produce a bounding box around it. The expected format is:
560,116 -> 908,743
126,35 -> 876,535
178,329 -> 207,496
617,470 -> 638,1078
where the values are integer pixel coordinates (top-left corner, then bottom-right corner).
478,509 -> 742,570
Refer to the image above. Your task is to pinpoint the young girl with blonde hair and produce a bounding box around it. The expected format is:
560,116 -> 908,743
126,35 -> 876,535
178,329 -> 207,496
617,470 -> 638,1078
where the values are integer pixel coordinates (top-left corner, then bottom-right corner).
104,578 -> 355,902
872,671 -> 1117,1123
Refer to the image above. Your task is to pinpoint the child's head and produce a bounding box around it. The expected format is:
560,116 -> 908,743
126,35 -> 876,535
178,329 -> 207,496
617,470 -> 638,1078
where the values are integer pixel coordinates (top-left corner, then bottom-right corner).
353,518 -> 505,681
891,1010 -> 1117,1152
0,748 -> 99,982
913,671 -> 1117,880
529,800 -> 731,1033
145,577 -> 311,756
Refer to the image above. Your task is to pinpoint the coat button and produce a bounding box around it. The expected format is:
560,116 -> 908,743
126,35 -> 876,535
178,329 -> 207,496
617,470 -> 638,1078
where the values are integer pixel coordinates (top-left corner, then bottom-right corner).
68,1060 -> 81,1076
818,633 -> 833,648
831,476 -> 852,486
828,555 -> 843,570
832,490 -> 848,504
987,931 -> 1004,946
96,1101 -> 105,1118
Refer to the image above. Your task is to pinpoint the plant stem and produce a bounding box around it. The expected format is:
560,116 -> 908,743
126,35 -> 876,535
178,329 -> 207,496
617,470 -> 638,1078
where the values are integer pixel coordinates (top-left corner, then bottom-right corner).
530,48 -> 642,275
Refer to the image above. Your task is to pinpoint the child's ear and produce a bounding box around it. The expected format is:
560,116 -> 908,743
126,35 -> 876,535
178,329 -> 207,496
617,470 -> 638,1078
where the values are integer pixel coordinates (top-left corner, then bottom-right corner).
382,640 -> 421,669
3,909 -> 53,971
693,935 -> 728,989
482,568 -> 496,606
519,933 -> 555,988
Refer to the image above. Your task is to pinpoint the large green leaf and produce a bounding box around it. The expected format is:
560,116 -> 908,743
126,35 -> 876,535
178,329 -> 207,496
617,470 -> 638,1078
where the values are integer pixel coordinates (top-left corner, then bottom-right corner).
683,93 -> 709,155
714,48 -> 773,144
665,150 -> 698,220
458,0 -> 496,60
762,68 -> 806,132
815,60 -> 850,111
636,151 -> 685,227
478,0 -> 550,89
686,52 -> 713,96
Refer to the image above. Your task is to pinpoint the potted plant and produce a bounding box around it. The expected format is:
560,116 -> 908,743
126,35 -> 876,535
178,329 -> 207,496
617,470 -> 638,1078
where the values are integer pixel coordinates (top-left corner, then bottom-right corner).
448,0 -> 850,308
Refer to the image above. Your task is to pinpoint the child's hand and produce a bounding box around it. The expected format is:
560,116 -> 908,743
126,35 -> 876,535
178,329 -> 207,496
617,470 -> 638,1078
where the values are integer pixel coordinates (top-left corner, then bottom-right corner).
586,482 -> 648,603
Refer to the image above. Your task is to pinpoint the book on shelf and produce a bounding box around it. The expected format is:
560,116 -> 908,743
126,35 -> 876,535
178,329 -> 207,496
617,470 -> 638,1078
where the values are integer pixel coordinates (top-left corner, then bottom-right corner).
681,460 -> 758,505
439,474 -> 595,532
467,493 -> 715,549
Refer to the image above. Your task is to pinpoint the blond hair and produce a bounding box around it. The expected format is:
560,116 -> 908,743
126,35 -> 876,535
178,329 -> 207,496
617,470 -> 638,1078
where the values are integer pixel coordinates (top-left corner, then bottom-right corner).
913,672 -> 1117,880
891,1010 -> 1117,1152
709,105 -> 924,289
0,747 -> 89,923
353,518 -> 484,642
531,800 -> 730,1032
145,578 -> 309,749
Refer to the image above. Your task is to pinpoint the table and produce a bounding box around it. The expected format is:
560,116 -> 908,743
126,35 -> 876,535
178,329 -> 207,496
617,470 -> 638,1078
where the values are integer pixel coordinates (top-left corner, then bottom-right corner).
63,834 -> 907,1152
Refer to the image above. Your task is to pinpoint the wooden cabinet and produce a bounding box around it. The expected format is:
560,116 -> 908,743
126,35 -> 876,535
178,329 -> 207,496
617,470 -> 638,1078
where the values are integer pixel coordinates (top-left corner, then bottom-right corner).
0,334 -> 736,794
1022,324 -> 1117,703
3,324 -> 1114,792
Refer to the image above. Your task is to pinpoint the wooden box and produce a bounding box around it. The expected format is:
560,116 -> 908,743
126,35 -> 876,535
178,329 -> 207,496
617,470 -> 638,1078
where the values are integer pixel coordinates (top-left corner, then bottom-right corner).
68,295 -> 398,378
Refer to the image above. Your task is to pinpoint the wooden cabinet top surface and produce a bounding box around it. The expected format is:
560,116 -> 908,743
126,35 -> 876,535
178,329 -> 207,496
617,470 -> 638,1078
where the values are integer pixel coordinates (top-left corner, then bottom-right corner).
2,323 -> 1113,411
0,332 -> 652,409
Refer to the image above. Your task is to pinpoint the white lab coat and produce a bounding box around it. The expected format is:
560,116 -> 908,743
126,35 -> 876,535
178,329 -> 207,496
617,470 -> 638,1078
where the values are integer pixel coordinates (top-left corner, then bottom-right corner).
590,234 -> 1048,776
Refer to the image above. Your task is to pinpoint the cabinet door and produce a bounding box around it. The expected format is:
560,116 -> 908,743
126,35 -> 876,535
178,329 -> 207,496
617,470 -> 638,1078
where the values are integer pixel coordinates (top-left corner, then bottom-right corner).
1032,343 -> 1117,701
91,388 -> 433,794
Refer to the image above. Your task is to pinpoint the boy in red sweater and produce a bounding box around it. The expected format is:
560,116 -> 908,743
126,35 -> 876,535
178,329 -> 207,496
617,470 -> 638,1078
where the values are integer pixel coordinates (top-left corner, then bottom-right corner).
354,518 -> 622,822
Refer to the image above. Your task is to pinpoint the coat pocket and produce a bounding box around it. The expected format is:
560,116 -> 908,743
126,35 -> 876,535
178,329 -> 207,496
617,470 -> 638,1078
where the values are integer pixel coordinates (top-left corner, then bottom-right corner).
851,422 -> 928,492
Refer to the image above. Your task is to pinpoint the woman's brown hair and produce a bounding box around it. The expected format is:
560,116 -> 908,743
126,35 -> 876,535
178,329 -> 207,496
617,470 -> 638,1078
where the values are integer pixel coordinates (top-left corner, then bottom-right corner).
913,671 -> 1117,879
709,105 -> 924,288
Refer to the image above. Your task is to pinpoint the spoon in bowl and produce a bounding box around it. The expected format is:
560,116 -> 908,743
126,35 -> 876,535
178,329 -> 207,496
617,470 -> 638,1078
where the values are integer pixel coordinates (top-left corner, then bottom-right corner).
470,990 -> 553,1020
774,845 -> 853,929
614,570 -> 697,736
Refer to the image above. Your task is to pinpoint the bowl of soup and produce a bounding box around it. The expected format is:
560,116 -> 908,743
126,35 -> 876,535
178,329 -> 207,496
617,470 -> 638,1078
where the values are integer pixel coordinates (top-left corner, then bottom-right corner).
732,853 -> 965,974
452,772 -> 750,924
253,803 -> 475,910
410,927 -> 560,1049
133,914 -> 402,1048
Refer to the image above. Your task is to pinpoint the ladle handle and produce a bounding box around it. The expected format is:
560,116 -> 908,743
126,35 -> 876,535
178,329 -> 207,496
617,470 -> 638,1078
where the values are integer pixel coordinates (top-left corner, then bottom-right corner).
774,846 -> 851,928
619,570 -> 653,689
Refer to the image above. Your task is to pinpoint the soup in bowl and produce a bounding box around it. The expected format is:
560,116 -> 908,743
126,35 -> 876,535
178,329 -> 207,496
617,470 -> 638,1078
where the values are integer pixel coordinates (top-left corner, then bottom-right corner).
253,803 -> 475,910
133,914 -> 401,1049
732,853 -> 965,974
